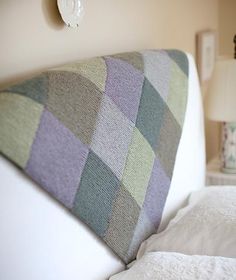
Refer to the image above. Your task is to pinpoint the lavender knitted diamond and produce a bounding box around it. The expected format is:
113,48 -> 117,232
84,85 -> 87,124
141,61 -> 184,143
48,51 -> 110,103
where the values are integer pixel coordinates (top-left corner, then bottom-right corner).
105,57 -> 144,123
26,110 -> 89,209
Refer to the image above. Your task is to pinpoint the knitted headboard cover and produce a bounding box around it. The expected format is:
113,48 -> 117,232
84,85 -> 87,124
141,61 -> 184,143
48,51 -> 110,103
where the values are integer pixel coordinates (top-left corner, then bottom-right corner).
0,50 -> 188,263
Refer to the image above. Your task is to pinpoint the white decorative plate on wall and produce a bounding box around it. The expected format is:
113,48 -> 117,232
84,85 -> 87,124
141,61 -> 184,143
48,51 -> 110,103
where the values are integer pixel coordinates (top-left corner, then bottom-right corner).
57,0 -> 84,28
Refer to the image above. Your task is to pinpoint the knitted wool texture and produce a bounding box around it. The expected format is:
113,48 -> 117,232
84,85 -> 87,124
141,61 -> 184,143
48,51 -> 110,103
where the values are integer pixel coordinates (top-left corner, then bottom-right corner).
0,50 -> 189,263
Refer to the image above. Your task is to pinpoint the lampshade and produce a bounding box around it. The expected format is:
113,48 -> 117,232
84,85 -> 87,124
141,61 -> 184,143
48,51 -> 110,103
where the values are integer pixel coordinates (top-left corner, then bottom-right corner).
206,59 -> 236,122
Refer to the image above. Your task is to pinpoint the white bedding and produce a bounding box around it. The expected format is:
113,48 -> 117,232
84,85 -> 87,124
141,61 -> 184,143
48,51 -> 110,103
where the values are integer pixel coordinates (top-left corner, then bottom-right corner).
0,53 -> 205,280
110,252 -> 236,280
111,187 -> 236,280
137,186 -> 236,259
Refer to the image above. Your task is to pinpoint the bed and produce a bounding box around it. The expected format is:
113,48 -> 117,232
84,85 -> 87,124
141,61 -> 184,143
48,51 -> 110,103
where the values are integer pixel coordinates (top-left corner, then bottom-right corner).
0,50 -> 209,280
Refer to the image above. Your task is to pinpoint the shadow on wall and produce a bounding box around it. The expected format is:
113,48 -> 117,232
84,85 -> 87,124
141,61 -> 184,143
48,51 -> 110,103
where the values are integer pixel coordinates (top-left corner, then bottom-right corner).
41,0 -> 64,30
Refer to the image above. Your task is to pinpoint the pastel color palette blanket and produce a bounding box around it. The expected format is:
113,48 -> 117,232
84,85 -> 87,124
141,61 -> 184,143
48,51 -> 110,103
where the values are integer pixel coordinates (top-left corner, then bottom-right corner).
0,50 -> 189,263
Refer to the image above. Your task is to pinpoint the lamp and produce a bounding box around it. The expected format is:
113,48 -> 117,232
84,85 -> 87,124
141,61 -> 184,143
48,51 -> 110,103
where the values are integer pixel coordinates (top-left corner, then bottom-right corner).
206,36 -> 236,173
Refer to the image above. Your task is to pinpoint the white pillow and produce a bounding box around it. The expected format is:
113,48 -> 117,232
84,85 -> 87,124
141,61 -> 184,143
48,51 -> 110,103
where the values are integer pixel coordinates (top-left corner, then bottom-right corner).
137,186 -> 236,259
110,252 -> 236,280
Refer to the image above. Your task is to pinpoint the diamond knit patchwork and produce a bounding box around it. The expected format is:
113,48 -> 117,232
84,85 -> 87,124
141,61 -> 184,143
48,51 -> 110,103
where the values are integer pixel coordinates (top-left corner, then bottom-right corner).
0,50 -> 189,263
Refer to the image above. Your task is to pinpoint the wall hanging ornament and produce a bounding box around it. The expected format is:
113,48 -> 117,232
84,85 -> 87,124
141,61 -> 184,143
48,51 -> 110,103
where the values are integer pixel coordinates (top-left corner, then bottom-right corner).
57,0 -> 84,27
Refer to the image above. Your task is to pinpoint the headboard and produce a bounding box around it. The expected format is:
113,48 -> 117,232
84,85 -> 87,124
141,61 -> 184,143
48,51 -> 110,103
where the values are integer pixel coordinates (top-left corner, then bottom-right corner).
0,51 -> 205,280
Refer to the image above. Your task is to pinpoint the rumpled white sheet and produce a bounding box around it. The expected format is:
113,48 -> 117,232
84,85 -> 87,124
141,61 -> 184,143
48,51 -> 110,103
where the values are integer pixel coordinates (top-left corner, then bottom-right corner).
137,187 -> 236,260
110,252 -> 236,280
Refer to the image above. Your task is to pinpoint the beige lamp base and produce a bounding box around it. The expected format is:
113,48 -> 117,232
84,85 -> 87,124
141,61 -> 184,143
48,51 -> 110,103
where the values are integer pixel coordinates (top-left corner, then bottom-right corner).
221,122 -> 236,174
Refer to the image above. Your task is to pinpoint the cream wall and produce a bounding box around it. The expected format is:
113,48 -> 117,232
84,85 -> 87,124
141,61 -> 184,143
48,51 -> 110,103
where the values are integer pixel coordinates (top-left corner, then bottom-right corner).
0,0 -> 219,89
